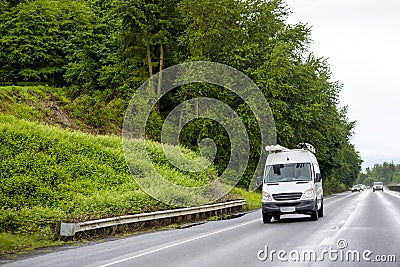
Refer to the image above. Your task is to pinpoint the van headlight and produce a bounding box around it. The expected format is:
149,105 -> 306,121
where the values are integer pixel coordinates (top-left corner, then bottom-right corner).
301,188 -> 314,200
262,191 -> 272,202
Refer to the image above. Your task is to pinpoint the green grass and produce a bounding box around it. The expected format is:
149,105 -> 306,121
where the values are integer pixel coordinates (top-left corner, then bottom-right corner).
0,86 -> 128,135
230,187 -> 261,210
0,86 -> 68,122
0,85 -> 263,256
0,113 -> 262,256
0,233 -> 64,257
0,113 -> 218,213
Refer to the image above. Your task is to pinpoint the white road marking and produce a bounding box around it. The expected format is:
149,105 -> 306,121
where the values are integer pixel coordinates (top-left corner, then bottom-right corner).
320,237 -> 331,246
97,218 -> 260,267
324,192 -> 355,206
324,191 -> 350,200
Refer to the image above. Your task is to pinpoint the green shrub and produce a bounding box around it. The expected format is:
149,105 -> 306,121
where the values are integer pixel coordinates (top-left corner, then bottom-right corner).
0,206 -> 65,235
0,87 -> 262,255
323,179 -> 347,195
68,94 -> 106,128
0,114 -> 219,235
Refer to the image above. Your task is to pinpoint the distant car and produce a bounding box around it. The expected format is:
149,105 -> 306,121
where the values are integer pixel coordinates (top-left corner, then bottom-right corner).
373,182 -> 384,192
351,184 -> 362,192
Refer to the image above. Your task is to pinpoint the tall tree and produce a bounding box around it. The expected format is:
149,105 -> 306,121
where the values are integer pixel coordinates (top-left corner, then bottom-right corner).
0,0 -> 96,84
117,0 -> 181,81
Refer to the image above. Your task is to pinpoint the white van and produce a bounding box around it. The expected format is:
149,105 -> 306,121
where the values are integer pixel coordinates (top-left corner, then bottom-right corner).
261,143 -> 323,223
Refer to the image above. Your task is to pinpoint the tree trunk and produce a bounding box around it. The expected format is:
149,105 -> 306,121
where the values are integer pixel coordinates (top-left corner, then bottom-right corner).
147,45 -> 153,78
156,44 -> 164,111
157,44 -> 164,96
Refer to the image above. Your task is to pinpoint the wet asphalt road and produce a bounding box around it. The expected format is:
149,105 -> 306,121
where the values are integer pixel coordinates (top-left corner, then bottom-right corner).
3,189 -> 400,267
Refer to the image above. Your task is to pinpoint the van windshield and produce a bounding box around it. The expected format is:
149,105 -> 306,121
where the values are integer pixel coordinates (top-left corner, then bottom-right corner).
264,163 -> 312,183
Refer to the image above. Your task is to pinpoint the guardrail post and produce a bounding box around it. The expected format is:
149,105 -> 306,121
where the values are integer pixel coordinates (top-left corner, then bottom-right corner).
60,222 -> 77,237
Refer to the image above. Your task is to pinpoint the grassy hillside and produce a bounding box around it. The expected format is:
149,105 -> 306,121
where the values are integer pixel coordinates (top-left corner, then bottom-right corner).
0,86 -> 77,128
0,114 -> 224,254
0,86 -> 261,255
0,85 -> 127,135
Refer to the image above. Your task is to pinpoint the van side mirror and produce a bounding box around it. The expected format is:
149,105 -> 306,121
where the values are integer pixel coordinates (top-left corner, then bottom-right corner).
315,173 -> 322,182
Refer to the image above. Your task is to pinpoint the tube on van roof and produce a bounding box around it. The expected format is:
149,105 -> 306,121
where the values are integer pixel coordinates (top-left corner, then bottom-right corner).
265,145 -> 290,153
265,143 -> 316,154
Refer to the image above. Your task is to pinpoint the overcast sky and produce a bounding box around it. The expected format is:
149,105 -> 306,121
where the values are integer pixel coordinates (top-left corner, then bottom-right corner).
284,0 -> 400,170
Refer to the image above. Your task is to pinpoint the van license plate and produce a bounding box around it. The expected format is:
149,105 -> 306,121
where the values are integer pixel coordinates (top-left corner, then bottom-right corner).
280,207 -> 295,213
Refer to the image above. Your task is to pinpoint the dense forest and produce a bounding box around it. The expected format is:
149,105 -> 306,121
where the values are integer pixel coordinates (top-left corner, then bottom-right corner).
0,0 -> 362,191
358,162 -> 400,186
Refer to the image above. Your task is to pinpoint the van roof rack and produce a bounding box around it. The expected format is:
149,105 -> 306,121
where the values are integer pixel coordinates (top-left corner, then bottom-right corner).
296,143 -> 316,154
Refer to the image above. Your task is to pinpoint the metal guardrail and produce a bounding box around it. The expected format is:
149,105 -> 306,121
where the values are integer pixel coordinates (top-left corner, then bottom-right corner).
388,185 -> 400,192
60,199 -> 246,237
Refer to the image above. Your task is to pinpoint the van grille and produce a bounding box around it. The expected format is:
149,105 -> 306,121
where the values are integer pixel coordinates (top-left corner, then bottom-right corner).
272,193 -> 302,201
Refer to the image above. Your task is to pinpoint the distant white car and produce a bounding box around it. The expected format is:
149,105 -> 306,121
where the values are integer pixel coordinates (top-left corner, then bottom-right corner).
351,185 -> 362,192
372,182 -> 384,192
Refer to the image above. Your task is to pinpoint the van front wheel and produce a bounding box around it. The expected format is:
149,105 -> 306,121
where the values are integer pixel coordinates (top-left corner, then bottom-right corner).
310,201 -> 319,221
318,200 -> 324,218
262,212 -> 272,223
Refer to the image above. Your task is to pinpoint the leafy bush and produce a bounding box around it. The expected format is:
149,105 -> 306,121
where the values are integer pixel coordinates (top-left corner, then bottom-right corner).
68,94 -> 107,128
322,179 -> 347,195
0,114 -> 219,237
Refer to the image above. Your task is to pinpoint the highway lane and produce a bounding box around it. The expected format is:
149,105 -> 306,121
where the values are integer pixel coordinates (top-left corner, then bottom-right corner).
3,190 -> 400,267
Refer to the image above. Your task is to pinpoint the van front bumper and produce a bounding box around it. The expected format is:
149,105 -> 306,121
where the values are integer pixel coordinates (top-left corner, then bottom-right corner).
262,200 -> 316,215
